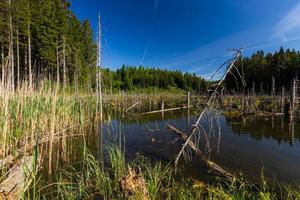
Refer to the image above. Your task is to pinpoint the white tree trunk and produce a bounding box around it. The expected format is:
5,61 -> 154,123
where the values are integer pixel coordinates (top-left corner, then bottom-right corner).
56,44 -> 60,87
17,29 -> 20,89
9,0 -> 14,91
28,24 -> 32,90
63,36 -> 67,90
97,12 -> 103,121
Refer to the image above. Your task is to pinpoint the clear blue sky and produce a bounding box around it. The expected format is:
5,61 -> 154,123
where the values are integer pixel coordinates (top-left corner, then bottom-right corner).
70,0 -> 300,78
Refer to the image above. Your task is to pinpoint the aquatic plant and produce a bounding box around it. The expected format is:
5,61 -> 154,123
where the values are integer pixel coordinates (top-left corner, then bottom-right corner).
32,145 -> 300,200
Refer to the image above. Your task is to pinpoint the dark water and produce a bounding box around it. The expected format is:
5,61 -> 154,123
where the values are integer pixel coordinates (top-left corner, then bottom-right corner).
40,108 -> 300,187
101,109 -> 300,185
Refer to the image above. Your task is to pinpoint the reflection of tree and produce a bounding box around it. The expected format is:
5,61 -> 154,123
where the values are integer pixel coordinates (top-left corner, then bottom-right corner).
225,116 -> 300,146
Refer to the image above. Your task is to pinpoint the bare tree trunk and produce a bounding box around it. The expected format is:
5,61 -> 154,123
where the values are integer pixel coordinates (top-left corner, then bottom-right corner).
63,36 -> 67,91
110,70 -> 112,94
17,29 -> 20,89
1,44 -> 4,86
56,44 -> 60,88
172,49 -> 243,167
24,44 -> 27,80
28,22 -> 32,90
97,12 -> 103,121
9,0 -> 14,91
75,52 -> 79,96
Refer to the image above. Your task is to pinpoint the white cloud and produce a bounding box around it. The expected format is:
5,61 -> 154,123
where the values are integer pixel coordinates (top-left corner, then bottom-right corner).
275,2 -> 300,40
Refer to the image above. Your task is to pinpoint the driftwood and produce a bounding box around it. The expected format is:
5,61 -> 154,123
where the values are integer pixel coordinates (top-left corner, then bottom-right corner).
124,101 -> 141,113
0,156 -> 35,200
139,106 -> 192,115
167,125 -> 237,182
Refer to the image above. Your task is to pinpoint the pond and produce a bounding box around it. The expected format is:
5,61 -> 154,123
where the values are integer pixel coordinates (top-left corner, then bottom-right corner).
100,109 -> 300,185
40,107 -> 300,187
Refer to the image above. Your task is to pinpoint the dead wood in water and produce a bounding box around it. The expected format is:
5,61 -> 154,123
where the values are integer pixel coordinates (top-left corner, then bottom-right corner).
124,101 -> 141,113
173,49 -> 244,167
0,156 -> 35,200
167,125 -> 237,182
139,105 -> 192,115
165,49 -> 245,182
167,125 -> 202,156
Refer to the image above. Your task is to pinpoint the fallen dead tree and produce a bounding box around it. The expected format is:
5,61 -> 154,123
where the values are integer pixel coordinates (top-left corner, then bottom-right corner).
167,125 -> 236,181
124,100 -> 141,113
167,48 -> 245,182
139,105 -> 193,115
0,156 -> 37,199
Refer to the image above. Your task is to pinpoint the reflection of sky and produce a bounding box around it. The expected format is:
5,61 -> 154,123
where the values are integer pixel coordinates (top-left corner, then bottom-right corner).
71,0 -> 300,79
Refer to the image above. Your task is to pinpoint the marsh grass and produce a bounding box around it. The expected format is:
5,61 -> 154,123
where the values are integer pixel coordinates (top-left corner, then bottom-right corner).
1,85 -> 299,199
33,145 -> 300,200
0,83 -> 98,158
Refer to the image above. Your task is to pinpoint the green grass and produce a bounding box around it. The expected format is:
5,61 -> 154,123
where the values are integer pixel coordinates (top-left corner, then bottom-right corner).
33,145 -> 300,200
0,84 -> 98,158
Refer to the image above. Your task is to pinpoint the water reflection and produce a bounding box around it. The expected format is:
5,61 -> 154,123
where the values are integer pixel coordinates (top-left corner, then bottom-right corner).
101,110 -> 300,185
226,115 -> 299,145
39,108 -> 300,188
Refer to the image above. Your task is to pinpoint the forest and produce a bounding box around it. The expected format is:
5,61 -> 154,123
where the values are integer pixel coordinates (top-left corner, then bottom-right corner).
101,65 -> 208,93
225,47 -> 300,94
1,0 -> 299,95
0,0 -> 207,93
0,0 -> 97,90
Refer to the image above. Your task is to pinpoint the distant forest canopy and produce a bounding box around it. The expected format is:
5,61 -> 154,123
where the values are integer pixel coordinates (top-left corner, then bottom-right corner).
101,65 -> 208,93
225,47 -> 300,94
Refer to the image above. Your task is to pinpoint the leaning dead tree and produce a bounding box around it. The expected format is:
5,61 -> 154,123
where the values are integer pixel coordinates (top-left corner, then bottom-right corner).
169,48 -> 245,180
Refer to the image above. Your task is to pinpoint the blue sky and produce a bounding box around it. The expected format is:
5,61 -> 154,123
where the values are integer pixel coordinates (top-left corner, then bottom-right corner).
70,0 -> 300,78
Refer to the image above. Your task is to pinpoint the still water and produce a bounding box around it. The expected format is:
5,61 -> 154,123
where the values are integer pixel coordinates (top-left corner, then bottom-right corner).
101,109 -> 300,185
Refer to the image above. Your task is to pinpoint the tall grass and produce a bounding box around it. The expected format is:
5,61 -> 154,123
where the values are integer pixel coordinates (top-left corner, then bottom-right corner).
0,83 -> 98,158
33,145 -> 300,200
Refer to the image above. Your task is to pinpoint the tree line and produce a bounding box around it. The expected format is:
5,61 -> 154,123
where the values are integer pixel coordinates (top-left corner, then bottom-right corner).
225,47 -> 300,94
101,65 -> 208,93
0,0 -> 208,93
0,0 -> 96,91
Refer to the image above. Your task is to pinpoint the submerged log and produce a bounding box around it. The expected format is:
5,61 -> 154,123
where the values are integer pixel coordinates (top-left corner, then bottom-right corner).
167,125 -> 237,182
0,156 -> 35,200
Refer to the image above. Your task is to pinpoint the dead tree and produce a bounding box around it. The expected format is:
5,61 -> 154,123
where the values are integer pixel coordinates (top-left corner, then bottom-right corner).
171,49 -> 246,178
62,36 -> 67,91
8,0 -> 14,91
28,15 -> 32,90
97,12 -> 103,121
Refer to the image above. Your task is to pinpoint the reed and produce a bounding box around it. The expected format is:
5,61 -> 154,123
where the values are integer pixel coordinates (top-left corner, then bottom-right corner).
32,145 -> 300,200
0,83 -> 98,156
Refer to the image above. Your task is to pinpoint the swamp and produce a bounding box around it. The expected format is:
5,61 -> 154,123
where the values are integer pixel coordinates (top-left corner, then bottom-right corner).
1,0 -> 300,199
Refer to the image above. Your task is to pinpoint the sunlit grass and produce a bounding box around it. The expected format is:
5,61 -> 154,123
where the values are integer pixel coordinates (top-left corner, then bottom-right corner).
33,145 -> 300,200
